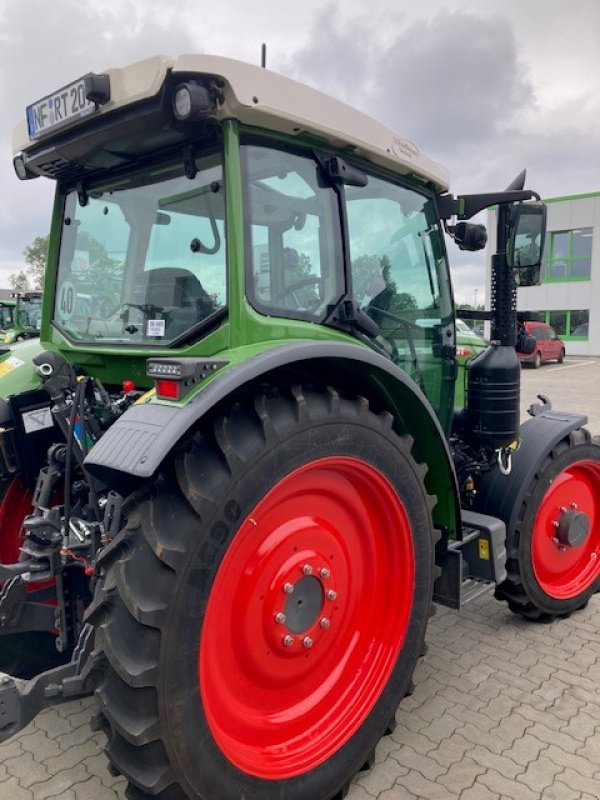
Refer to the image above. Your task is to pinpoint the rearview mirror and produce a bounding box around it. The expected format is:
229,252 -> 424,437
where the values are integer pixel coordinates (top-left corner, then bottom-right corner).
508,201 -> 547,286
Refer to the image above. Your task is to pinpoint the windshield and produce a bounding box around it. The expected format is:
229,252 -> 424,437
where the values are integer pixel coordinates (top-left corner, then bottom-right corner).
19,296 -> 42,330
54,151 -> 226,345
0,304 -> 14,329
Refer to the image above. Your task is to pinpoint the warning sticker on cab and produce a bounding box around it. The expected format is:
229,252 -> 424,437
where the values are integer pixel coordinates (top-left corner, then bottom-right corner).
22,406 -> 54,434
0,356 -> 25,377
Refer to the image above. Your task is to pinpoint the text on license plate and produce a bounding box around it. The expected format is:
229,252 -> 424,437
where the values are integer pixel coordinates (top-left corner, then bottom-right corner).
26,78 -> 95,140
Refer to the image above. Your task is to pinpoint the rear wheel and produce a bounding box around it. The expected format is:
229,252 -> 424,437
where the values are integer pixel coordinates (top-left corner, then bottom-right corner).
558,348 -> 565,363
88,387 -> 437,800
496,429 -> 600,621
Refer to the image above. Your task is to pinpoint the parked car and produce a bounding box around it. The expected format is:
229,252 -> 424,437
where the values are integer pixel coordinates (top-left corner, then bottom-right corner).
518,321 -> 565,368
455,318 -> 487,362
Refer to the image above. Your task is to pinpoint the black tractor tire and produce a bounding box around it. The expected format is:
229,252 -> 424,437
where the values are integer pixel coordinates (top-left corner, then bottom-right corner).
495,429 -> 600,622
87,386 -> 438,800
533,351 -> 542,369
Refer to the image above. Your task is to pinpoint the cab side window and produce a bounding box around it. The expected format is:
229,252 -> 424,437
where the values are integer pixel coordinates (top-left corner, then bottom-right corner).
242,144 -> 343,321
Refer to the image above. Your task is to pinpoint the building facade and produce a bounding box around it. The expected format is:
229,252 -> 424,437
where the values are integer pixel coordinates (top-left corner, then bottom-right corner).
486,191 -> 599,356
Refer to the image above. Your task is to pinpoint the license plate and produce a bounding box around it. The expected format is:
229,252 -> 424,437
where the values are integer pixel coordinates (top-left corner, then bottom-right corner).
26,76 -> 96,140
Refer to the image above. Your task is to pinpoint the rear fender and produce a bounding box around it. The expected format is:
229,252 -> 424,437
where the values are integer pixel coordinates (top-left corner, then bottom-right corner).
85,341 -> 461,537
474,410 -> 588,535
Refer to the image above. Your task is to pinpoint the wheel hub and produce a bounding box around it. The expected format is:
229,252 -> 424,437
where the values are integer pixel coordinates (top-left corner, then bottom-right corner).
555,507 -> 591,549
271,558 -> 338,651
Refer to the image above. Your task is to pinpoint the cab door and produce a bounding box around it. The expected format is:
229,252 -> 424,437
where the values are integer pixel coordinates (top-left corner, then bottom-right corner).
344,172 -> 454,429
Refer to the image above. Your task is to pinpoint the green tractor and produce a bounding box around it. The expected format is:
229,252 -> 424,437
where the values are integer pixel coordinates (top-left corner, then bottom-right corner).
1,55 -> 599,800
0,292 -> 43,343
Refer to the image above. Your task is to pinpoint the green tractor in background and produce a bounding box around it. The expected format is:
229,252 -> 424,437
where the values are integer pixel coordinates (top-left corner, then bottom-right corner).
0,291 -> 43,343
1,54 -> 599,800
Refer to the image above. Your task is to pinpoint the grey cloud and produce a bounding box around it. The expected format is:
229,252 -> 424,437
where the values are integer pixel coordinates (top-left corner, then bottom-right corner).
0,0 -> 199,275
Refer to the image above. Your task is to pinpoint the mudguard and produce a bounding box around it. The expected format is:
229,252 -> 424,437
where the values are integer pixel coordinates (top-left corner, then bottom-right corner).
475,409 -> 588,535
85,340 -> 461,536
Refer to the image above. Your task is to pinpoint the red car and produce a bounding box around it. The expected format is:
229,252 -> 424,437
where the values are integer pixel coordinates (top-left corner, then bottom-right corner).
518,321 -> 565,368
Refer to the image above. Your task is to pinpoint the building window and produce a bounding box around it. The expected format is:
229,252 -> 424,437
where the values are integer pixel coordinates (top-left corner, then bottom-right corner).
542,228 -> 593,281
543,310 -> 589,339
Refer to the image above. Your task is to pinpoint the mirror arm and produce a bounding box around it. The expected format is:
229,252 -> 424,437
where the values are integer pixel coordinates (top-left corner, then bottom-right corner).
438,189 -> 540,220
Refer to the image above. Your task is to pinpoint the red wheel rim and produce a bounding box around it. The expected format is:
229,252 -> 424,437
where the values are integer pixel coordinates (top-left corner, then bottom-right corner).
199,456 -> 415,779
531,460 -> 600,598
0,476 -> 32,565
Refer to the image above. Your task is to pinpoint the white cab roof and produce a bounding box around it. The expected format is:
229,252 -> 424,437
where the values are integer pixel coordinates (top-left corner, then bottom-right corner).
13,54 -> 449,191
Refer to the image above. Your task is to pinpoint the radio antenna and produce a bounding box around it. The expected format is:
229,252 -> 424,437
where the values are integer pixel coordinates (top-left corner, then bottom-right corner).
261,43 -> 267,69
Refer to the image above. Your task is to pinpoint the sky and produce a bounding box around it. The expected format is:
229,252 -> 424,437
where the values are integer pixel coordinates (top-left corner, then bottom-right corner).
0,0 -> 599,306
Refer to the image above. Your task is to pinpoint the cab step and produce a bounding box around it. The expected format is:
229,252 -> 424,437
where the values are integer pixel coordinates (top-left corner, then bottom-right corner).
433,510 -> 507,610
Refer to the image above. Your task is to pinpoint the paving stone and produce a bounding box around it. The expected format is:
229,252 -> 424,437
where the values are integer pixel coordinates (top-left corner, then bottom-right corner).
394,768 -> 458,800
0,777 -> 34,800
426,732 -> 474,769
356,753 -> 408,795
43,741 -> 103,776
501,733 -> 547,767
525,722 -> 581,753
559,766 -> 600,795
390,745 -> 446,779
17,729 -> 62,762
540,778 -> 584,800
516,754 -> 564,793
61,776 -> 123,800
4,753 -> 51,788
468,744 -> 524,779
461,780 -> 502,800
434,755 -> 484,794
541,743 -> 600,778
478,767 -> 540,800
28,765 -> 89,800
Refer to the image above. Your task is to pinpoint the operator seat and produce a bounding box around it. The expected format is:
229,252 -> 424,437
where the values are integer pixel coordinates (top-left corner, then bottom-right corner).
143,267 -> 217,337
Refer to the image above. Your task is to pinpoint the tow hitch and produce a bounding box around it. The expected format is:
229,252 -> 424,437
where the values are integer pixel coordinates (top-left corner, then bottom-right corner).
0,623 -> 94,742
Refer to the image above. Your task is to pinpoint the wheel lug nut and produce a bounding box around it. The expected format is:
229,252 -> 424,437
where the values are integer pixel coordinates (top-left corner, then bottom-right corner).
302,564 -> 313,576
327,589 -> 337,601
320,617 -> 331,629
275,613 -> 286,624
303,637 -> 314,648
283,635 -> 295,647
320,568 -> 331,579
560,506 -> 567,513
552,521 -> 560,529
283,582 -> 295,594
571,502 -> 578,509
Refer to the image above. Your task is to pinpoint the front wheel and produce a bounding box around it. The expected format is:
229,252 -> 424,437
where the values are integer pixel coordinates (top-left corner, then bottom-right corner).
533,351 -> 542,369
496,429 -> 600,621
88,387 -> 437,800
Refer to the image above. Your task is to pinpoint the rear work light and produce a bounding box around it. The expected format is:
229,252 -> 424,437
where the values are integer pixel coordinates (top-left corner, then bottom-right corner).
147,358 -> 228,401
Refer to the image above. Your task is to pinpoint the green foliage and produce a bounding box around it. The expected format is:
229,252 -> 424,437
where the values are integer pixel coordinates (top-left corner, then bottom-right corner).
353,253 -> 418,318
22,235 -> 49,289
8,271 -> 31,292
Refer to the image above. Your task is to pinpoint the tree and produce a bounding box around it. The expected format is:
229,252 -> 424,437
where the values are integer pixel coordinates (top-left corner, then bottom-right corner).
23,235 -> 49,289
8,271 -> 30,292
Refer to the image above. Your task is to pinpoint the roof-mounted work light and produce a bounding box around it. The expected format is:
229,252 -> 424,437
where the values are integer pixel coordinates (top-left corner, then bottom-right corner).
172,82 -> 216,121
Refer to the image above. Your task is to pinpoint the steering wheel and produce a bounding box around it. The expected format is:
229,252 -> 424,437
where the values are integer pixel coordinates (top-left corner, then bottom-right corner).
272,276 -> 324,311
